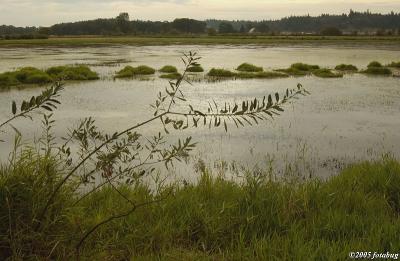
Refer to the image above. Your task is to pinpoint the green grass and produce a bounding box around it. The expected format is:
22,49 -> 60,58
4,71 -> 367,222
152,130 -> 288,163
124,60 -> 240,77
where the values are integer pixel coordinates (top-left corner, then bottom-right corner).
115,65 -> 156,78
290,63 -> 320,71
1,36 -> 400,47
361,67 -> 392,76
275,63 -> 320,76
335,64 -> 358,72
207,68 -> 236,77
186,65 -> 204,72
367,61 -> 383,68
0,65 -> 99,90
387,61 -> 400,68
236,63 -> 263,72
2,147 -> 400,260
46,65 -> 99,80
313,68 -> 344,78
236,71 -> 289,79
275,68 -> 309,76
160,72 -> 182,79
159,65 -> 178,73
0,67 -> 52,89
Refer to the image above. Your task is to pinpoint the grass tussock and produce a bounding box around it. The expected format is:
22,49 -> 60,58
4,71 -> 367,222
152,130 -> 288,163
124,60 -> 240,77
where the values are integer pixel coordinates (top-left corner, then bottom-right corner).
115,65 -> 156,78
290,63 -> 320,71
46,65 -> 99,80
361,67 -> 392,76
0,67 -> 52,89
335,64 -> 358,72
236,71 -> 289,79
236,63 -> 263,72
159,72 -> 182,79
313,68 -> 344,78
0,65 -> 99,90
387,61 -> 400,68
186,65 -> 204,72
207,68 -> 236,77
2,149 -> 400,260
159,65 -> 178,73
367,61 -> 383,68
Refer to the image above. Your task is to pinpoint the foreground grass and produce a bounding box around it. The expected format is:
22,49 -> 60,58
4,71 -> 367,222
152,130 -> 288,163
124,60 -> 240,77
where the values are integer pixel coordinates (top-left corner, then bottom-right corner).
1,151 -> 400,260
1,36 -> 400,47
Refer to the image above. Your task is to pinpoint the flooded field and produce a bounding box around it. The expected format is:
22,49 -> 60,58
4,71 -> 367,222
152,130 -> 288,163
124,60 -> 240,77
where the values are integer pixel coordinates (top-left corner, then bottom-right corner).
1,45 -> 400,180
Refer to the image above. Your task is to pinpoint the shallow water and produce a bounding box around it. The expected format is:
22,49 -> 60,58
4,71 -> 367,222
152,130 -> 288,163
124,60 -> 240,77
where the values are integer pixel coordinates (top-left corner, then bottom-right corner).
0,45 -> 399,181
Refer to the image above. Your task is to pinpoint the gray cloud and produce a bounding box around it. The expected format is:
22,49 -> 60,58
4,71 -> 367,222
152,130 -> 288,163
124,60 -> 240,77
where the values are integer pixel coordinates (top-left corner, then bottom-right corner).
0,0 -> 399,26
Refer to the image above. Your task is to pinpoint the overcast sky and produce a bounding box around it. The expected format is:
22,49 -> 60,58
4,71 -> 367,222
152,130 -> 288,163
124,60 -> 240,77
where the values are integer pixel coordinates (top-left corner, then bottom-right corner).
0,0 -> 399,27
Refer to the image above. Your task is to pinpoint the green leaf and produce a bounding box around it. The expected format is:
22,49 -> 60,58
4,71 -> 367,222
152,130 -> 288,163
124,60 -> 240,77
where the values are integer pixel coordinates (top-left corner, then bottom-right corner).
12,101 -> 17,115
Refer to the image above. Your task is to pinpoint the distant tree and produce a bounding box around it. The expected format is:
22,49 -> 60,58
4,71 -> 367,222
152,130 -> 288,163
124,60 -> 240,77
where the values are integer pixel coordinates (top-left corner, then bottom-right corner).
38,27 -> 50,35
320,27 -> 342,36
239,24 -> 246,33
219,22 -> 236,33
172,18 -> 206,34
116,12 -> 130,33
207,28 -> 217,36
255,22 -> 270,33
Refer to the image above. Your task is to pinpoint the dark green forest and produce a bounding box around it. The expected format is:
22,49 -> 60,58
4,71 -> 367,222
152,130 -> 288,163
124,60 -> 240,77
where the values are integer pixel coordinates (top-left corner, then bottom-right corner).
1,10 -> 400,37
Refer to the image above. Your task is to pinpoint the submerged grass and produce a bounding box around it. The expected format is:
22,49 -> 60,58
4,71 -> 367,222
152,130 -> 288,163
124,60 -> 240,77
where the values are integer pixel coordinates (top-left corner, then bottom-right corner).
159,72 -> 182,79
116,65 -> 156,78
313,68 -> 344,78
2,148 -> 400,260
236,63 -> 263,72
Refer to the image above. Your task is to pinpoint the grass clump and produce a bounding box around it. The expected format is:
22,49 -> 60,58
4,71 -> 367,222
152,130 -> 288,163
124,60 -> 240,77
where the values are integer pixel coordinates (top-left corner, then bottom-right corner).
290,63 -> 320,71
236,63 -> 263,72
313,68 -> 343,78
116,65 -> 156,78
335,64 -> 358,72
275,63 -> 320,76
0,67 -> 53,89
275,67 -> 308,76
46,65 -> 99,80
207,68 -> 236,77
159,65 -> 178,73
186,64 -> 204,72
367,61 -> 383,68
361,67 -> 392,76
236,71 -> 288,79
159,72 -> 182,79
387,61 -> 400,68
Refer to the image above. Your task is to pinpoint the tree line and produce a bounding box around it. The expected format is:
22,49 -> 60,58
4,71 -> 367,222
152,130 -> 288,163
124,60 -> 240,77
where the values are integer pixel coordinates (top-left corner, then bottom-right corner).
1,10 -> 400,37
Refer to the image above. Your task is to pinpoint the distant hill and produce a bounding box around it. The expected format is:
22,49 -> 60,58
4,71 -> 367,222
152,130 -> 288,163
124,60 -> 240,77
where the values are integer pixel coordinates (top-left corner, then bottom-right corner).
1,10 -> 399,37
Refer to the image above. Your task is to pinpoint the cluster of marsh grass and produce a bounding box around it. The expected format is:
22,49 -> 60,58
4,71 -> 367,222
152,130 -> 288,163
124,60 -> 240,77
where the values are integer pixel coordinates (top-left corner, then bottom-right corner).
159,72 -> 182,79
0,65 -> 98,90
236,63 -> 263,72
335,64 -> 358,72
115,65 -> 156,78
361,61 -> 392,75
186,64 -> 204,72
159,65 -> 178,73
312,68 -> 343,78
